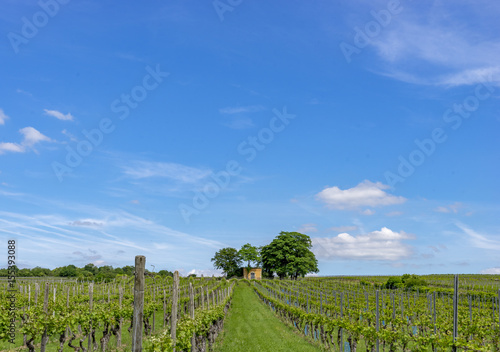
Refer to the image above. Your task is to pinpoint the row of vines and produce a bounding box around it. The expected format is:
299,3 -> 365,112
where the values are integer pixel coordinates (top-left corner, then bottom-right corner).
253,277 -> 500,351
0,271 -> 235,351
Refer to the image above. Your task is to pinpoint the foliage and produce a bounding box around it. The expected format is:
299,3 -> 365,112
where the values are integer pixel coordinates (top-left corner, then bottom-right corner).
0,263 -> 174,279
261,232 -> 318,279
238,243 -> 261,268
385,274 -> 427,290
211,247 -> 242,277
385,276 -> 403,289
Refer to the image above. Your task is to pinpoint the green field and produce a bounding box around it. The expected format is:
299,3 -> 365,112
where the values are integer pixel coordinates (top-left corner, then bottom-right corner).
213,281 -> 324,352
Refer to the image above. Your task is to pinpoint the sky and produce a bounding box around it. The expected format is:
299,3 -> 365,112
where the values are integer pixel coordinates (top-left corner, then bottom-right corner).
0,0 -> 499,276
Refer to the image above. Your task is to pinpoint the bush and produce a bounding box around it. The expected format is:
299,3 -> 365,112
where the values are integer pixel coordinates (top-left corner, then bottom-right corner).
385,274 -> 427,290
385,276 -> 403,289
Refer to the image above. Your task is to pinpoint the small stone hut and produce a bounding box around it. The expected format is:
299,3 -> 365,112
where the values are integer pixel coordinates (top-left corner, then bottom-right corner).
243,267 -> 262,280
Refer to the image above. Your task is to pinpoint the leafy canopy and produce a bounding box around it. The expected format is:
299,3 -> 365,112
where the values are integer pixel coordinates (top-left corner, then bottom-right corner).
238,243 -> 261,268
211,247 -> 242,277
261,231 -> 319,279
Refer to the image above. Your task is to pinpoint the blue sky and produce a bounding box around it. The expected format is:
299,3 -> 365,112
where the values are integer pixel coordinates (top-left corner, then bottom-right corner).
1,0 -> 499,276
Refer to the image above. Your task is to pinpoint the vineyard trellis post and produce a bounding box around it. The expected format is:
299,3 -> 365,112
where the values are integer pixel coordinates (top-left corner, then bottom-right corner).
118,284 -> 123,347
433,291 -> 437,352
452,274 -> 459,352
132,255 -> 145,352
88,282 -> 93,352
340,291 -> 344,352
40,282 -> 49,352
171,270 -> 180,352
189,282 -> 196,351
376,290 -> 380,352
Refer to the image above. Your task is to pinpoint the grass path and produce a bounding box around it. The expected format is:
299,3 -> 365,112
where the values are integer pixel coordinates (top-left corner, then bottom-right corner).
213,282 -> 323,352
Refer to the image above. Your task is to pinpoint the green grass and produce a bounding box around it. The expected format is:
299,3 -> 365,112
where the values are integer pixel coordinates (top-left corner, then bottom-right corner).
213,282 -> 323,352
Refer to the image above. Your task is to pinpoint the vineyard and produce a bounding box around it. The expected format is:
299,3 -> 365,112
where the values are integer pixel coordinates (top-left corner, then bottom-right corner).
1,267 -> 500,351
253,276 -> 500,351
0,262 -> 235,352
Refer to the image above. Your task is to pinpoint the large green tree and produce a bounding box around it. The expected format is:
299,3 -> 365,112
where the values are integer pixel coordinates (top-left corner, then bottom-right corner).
238,243 -> 261,268
211,247 -> 242,277
261,231 -> 319,279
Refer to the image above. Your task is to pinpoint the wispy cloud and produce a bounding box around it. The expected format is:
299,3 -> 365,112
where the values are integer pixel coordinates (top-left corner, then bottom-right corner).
0,209 -> 225,269
219,105 -> 265,130
298,223 -> 318,233
456,222 -> 500,251
386,211 -> 403,217
69,219 -> 105,227
481,267 -> 500,274
329,225 -> 358,233
435,202 -> 463,214
0,109 -> 9,125
223,116 -> 254,130
316,180 -> 406,210
44,109 -> 74,121
0,127 -> 53,155
366,2 -> 500,86
313,227 -> 414,261
219,105 -> 265,114
122,160 -> 211,183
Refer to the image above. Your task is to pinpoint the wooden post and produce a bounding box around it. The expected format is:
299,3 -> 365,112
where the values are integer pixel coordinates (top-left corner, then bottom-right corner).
452,275 -> 459,352
376,290 -> 380,352
340,291 -> 343,352
88,283 -> 93,352
163,289 -> 166,329
40,283 -> 49,352
35,283 -> 39,304
171,271 -> 180,352
117,285 -> 123,347
132,255 -> 146,352
152,283 -> 156,334
66,286 -> 70,336
189,283 -> 196,351
201,286 -> 205,309
206,286 -> 210,309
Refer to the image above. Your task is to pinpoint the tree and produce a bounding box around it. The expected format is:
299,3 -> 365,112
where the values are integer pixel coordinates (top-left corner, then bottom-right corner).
158,270 -> 173,277
238,243 -> 261,268
261,231 -> 319,279
211,247 -> 242,277
84,263 -> 98,275
120,265 -> 134,276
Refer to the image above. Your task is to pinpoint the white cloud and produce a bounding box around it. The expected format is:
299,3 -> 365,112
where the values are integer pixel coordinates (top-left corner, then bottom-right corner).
361,209 -> 375,215
315,180 -> 406,210
186,268 -> 223,277
44,109 -> 74,121
480,267 -> 500,274
312,227 -> 413,261
0,127 -> 52,155
0,142 -> 24,154
20,127 -> 52,146
0,109 -> 9,125
298,223 -> 318,233
122,161 -> 211,183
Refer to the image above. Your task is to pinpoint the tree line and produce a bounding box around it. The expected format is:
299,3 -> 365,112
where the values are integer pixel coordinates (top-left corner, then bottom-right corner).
211,231 -> 319,279
0,263 -> 175,281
